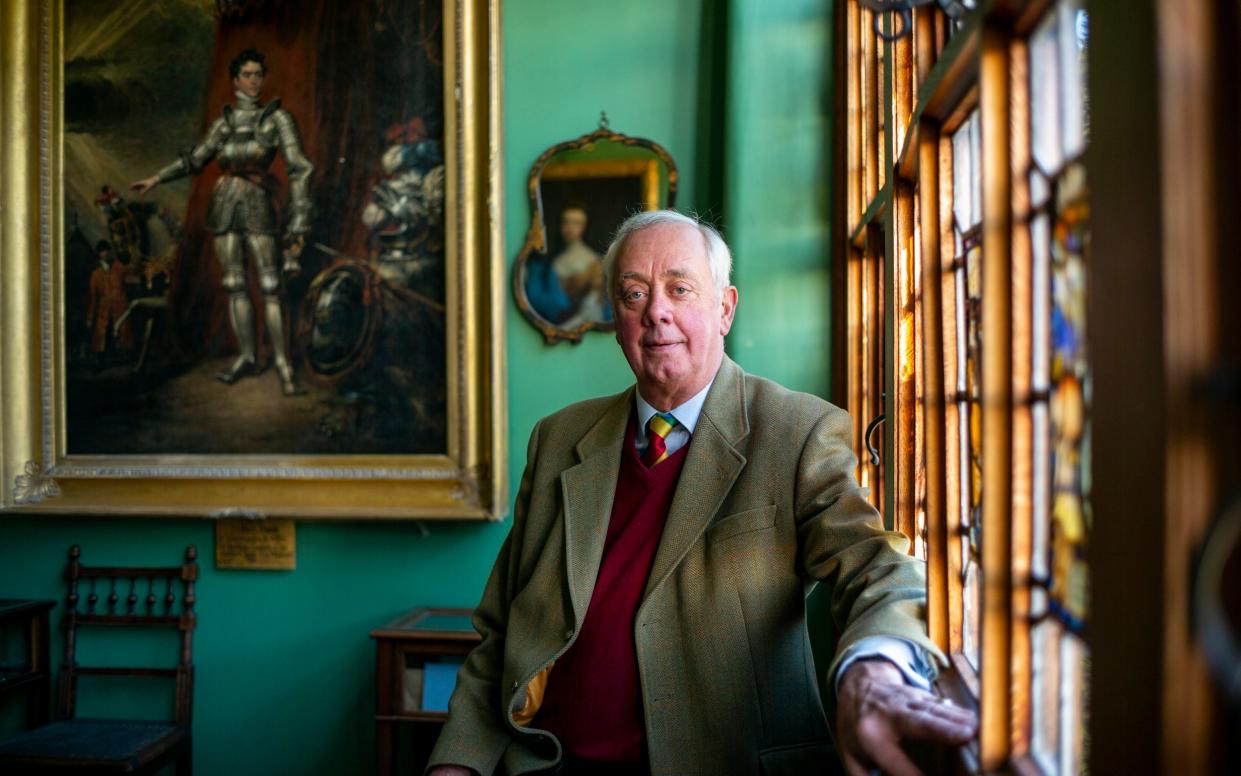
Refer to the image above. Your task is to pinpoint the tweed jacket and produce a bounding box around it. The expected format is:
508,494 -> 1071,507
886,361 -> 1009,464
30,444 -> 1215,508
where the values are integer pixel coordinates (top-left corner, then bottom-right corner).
428,357 -> 939,776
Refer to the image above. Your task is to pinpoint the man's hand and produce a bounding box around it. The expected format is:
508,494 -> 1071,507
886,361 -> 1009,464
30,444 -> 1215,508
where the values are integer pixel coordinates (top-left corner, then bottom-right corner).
426,767 -> 475,776
130,175 -> 159,195
836,658 -> 977,776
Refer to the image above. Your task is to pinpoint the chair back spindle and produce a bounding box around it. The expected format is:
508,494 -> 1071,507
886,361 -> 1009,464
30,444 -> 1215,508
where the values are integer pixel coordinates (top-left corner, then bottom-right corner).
55,545 -> 199,727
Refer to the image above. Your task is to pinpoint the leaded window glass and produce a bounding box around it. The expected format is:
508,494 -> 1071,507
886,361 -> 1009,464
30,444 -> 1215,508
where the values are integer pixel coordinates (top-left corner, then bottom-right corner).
950,108 -> 983,670
1027,1 -> 1090,773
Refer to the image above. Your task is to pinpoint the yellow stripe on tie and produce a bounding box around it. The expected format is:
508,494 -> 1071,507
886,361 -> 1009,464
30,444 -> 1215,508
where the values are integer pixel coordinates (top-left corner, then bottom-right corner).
649,414 -> 676,439
647,412 -> 678,466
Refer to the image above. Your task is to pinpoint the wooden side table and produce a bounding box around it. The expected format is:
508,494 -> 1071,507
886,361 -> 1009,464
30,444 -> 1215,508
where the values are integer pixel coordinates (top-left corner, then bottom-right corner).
371,607 -> 481,776
0,599 -> 56,731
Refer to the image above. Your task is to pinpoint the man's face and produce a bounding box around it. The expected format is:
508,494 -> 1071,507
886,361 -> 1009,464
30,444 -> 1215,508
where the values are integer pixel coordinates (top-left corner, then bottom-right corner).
233,62 -> 265,99
613,222 -> 737,407
559,208 -> 587,244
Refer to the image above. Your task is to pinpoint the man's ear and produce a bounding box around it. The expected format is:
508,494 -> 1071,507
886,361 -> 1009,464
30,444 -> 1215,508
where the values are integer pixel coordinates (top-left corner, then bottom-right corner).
719,286 -> 739,336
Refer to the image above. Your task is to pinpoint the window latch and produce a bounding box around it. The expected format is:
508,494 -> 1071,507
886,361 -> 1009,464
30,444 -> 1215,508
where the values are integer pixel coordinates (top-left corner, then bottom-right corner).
865,392 -> 887,466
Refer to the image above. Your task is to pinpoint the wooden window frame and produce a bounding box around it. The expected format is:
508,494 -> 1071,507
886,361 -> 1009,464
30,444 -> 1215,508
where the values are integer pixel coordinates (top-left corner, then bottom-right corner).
836,1 -> 1094,773
831,1 -> 1239,772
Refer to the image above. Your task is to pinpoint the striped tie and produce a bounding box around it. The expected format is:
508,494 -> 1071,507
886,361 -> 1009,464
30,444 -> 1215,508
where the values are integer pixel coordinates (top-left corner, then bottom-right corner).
642,412 -> 679,468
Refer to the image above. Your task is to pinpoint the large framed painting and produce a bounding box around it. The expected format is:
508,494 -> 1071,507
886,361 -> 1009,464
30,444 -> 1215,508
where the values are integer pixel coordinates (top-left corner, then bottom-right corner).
0,0 -> 506,519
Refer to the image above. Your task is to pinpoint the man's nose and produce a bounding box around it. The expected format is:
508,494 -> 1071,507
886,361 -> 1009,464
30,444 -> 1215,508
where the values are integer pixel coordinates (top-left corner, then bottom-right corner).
642,290 -> 673,326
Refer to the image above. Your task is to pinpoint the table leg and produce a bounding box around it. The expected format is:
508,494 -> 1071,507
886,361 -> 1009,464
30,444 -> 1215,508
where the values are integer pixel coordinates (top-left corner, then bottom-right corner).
377,719 -> 394,776
27,609 -> 51,726
376,641 -> 395,775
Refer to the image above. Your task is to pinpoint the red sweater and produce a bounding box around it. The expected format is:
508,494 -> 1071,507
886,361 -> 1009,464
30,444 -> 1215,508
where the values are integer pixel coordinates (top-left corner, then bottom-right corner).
535,417 -> 690,763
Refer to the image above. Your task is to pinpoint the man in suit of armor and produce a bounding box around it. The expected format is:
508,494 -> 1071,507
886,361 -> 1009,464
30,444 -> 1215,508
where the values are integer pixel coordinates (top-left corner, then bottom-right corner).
131,47 -> 314,395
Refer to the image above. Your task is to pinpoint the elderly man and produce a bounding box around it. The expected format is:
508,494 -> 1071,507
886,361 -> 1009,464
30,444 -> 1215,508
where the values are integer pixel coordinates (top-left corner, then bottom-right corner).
429,211 -> 976,776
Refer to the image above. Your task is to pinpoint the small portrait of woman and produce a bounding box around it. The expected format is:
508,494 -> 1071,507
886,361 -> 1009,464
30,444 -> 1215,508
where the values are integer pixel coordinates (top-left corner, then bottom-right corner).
524,203 -> 612,329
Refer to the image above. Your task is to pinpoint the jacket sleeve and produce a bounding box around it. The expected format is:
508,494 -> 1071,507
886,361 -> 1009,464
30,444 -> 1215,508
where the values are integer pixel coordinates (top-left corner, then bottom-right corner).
425,420 -> 543,775
792,404 -> 945,689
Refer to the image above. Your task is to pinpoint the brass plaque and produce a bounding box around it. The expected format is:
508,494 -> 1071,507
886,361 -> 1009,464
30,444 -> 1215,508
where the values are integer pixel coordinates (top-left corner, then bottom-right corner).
214,519 -> 296,570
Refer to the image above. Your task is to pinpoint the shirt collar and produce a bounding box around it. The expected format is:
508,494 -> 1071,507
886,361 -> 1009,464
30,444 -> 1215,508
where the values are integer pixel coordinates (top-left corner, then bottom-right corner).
635,379 -> 714,436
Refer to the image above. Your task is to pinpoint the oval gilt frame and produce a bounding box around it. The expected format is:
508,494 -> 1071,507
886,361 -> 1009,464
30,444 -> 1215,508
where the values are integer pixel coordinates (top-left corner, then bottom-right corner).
512,125 -> 677,345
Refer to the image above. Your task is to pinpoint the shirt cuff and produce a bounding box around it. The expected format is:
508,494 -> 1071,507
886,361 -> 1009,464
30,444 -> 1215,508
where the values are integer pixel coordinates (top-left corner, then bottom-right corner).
834,636 -> 935,693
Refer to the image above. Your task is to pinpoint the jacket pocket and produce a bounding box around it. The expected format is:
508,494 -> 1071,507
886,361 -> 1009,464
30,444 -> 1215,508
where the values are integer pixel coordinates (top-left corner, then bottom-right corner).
758,740 -> 838,776
706,503 -> 777,544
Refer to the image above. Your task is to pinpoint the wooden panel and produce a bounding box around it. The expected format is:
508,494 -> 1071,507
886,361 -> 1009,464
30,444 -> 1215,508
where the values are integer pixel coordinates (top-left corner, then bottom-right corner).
978,23 -> 1014,771
1154,0 -> 1224,772
861,227 -> 881,505
1007,34 -> 1034,756
830,0 -> 850,408
863,6 -> 879,208
894,182 -> 918,542
938,132 -> 965,656
894,8 -> 913,147
1086,0 -> 1168,771
849,246 -> 864,478
848,0 -> 862,230
919,121 -> 950,650
870,226 -> 886,514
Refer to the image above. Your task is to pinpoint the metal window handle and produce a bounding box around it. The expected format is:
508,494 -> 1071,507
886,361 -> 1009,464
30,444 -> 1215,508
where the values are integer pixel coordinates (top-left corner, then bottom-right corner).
858,1 -> 972,42
1193,495 -> 1241,708
865,413 -> 886,466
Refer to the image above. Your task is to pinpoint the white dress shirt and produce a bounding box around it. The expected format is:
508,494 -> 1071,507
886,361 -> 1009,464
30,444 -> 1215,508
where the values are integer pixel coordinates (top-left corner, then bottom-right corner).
634,380 -> 713,458
631,379 -> 933,692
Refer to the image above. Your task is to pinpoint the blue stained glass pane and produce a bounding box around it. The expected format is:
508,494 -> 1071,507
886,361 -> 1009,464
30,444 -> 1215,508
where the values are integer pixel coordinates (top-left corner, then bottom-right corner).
1029,4 -> 1091,775
1049,162 -> 1088,631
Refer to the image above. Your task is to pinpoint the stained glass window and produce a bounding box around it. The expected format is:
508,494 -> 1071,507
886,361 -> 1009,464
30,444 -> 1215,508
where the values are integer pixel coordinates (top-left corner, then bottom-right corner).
842,1 -> 1097,767
950,109 -> 984,669
1027,1 -> 1090,773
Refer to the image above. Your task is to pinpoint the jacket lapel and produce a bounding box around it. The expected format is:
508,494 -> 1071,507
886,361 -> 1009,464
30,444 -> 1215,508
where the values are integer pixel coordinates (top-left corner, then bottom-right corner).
642,356 -> 750,601
560,387 -> 633,627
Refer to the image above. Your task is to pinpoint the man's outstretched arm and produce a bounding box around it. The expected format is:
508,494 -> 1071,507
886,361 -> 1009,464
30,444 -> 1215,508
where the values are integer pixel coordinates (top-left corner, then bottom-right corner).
794,405 -> 977,773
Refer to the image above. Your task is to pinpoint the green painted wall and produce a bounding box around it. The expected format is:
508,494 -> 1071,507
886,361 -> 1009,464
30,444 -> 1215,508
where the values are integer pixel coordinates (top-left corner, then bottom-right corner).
0,2 -> 837,773
723,0 -> 835,397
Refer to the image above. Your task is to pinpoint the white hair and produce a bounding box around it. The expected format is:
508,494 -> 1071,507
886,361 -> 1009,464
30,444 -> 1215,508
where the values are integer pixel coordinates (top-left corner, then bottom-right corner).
601,210 -> 733,298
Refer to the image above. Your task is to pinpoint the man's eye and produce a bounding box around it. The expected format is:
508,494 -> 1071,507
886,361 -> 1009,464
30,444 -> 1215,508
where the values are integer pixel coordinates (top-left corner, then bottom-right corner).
624,290 -> 645,301
672,286 -> 690,296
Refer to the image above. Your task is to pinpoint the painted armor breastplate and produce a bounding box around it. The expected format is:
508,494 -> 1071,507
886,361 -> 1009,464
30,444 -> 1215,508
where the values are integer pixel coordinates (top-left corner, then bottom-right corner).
217,102 -> 281,177
156,96 -> 314,237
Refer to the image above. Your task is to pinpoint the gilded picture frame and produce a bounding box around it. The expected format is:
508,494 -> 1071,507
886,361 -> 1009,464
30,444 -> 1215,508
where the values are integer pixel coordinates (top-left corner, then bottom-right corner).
0,0 -> 507,520
512,124 -> 678,345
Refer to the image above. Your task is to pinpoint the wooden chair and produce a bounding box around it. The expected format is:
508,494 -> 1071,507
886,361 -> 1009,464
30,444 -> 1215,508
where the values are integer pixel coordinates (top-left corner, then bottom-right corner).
0,545 -> 198,774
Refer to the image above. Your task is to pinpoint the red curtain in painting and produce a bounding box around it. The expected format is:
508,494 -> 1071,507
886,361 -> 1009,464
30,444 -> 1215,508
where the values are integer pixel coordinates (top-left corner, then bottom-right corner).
168,0 -> 441,358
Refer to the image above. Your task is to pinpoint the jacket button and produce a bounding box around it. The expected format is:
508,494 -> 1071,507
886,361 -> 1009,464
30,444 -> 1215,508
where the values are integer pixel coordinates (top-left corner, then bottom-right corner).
564,628 -> 574,640
512,681 -> 519,690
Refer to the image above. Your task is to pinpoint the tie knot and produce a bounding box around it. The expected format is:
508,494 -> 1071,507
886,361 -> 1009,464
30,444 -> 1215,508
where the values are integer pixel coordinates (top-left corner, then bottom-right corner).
647,412 -> 678,440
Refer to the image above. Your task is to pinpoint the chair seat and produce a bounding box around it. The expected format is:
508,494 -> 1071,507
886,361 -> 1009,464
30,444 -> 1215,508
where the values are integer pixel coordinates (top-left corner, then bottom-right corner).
0,719 -> 187,772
